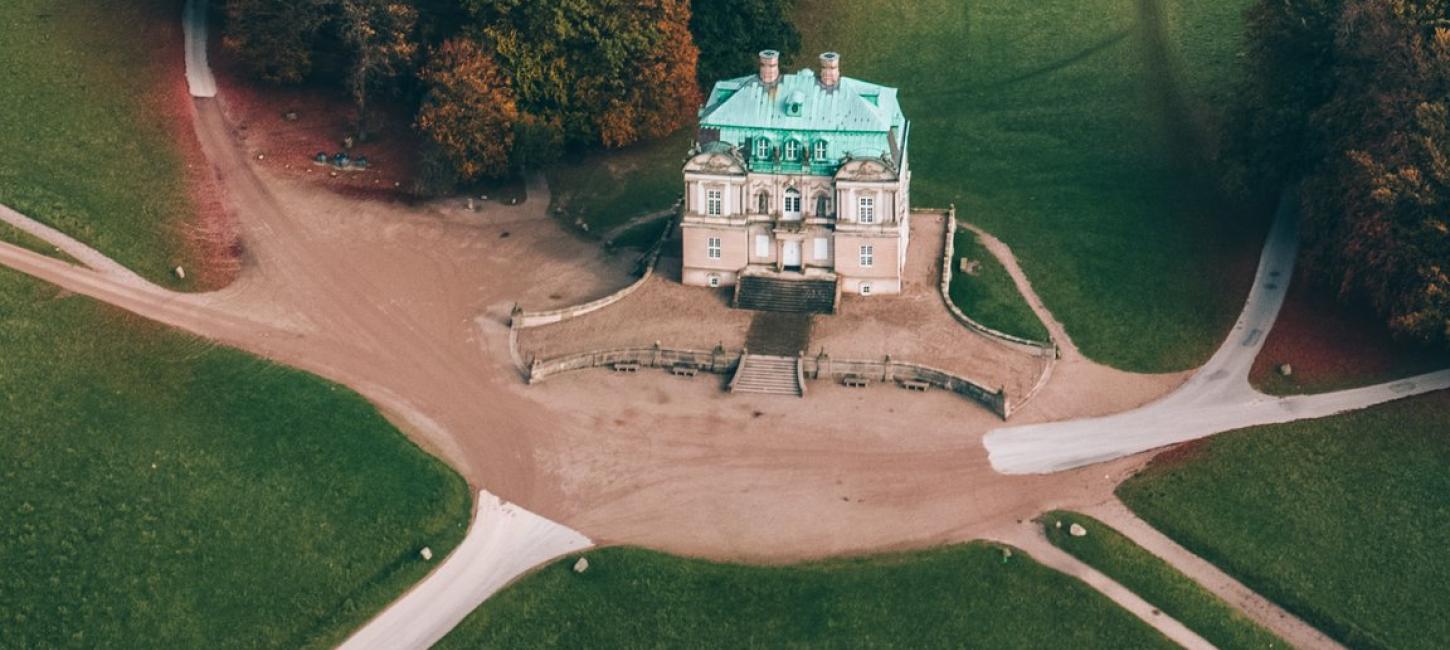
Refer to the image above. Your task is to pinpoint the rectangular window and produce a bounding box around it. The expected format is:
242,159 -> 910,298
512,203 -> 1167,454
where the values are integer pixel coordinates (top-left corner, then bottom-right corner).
707,237 -> 722,259
813,237 -> 829,260
706,189 -> 722,216
755,234 -> 770,257
784,140 -> 799,161
860,244 -> 874,267
754,139 -> 770,160
813,140 -> 827,160
858,196 -> 875,224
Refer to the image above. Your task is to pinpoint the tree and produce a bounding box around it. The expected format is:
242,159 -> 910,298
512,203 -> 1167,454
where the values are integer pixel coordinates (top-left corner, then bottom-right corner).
222,0 -> 333,83
338,0 -> 419,141
1228,0 -> 1450,347
466,0 -> 700,149
689,0 -> 801,87
415,38 -> 519,181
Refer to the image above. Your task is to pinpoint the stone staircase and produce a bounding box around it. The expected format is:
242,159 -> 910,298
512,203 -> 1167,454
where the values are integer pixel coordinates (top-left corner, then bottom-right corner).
729,354 -> 804,397
735,275 -> 837,314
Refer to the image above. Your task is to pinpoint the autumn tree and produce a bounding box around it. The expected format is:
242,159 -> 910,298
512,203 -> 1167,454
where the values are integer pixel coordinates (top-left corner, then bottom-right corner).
689,0 -> 802,87
465,0 -> 701,149
222,0 -> 333,83
338,0 -> 420,140
416,38 -> 518,181
1228,0 -> 1450,347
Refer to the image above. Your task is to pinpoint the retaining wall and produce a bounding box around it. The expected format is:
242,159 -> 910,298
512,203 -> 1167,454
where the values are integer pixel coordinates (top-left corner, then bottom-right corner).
511,204 -> 678,328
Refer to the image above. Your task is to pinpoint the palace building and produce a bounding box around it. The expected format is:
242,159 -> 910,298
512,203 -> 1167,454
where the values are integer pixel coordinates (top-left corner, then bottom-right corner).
680,50 -> 911,304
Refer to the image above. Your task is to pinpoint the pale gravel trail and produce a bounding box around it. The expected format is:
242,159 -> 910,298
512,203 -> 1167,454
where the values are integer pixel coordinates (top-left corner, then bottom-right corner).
984,196 -> 1450,474
990,523 -> 1214,650
1081,499 -> 1346,650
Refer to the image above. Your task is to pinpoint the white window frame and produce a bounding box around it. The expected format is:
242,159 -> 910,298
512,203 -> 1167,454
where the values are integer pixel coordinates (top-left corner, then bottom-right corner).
706,189 -> 722,216
861,283 -> 872,295
813,237 -> 829,261
784,140 -> 800,161
813,140 -> 827,160
783,189 -> 801,220
859,244 -> 874,267
708,274 -> 721,287
707,236 -> 722,260
754,139 -> 771,159
754,234 -> 771,257
858,196 -> 876,224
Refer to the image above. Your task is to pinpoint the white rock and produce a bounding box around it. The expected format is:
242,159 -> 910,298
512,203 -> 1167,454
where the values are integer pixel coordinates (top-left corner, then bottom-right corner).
1278,363 -> 1293,377
1069,523 -> 1088,537
420,546 -> 433,561
572,557 -> 589,573
174,265 -> 186,279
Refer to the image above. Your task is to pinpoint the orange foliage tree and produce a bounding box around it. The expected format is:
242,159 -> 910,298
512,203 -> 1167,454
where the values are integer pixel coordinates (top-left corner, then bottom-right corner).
415,38 -> 519,181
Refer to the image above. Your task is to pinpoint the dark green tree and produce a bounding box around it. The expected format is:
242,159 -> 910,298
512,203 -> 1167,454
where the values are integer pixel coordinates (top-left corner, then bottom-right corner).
689,0 -> 801,87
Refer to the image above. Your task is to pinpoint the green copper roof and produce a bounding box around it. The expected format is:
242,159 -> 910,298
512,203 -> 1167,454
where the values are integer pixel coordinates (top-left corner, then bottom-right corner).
700,68 -> 906,134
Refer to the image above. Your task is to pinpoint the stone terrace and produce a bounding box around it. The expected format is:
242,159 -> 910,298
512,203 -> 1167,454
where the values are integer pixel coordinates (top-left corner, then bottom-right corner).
516,212 -> 1046,399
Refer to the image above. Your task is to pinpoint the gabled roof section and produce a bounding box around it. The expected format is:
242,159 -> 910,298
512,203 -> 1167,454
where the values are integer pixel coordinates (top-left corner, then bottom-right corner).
699,69 -> 906,134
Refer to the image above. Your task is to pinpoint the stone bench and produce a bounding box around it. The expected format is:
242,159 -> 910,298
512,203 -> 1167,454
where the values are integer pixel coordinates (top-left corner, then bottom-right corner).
898,379 -> 930,392
670,364 -> 699,377
842,374 -> 871,388
612,361 -> 641,373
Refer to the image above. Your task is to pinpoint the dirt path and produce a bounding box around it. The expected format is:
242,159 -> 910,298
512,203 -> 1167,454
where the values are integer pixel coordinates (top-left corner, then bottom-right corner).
1082,499 -> 1346,649
991,522 -> 1214,649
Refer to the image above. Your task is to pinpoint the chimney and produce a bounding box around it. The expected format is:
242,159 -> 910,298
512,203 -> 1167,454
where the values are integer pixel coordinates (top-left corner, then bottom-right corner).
758,50 -> 780,85
819,52 -> 841,88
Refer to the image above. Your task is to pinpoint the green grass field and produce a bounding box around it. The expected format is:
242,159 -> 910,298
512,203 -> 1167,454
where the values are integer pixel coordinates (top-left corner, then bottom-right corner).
0,1 -> 473,646
0,0 -> 203,287
1043,511 -> 1284,649
1118,392 -> 1450,649
545,129 -> 689,234
950,228 -> 1050,342
793,0 -> 1261,372
0,271 -> 471,649
438,544 -> 1174,648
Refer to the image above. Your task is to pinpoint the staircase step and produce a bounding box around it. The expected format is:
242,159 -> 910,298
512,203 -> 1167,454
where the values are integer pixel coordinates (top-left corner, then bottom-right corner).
730,354 -> 804,397
735,276 -> 836,315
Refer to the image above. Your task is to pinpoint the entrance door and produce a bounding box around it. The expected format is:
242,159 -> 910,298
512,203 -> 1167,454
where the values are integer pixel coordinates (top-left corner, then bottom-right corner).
783,188 -> 802,221
782,240 -> 802,269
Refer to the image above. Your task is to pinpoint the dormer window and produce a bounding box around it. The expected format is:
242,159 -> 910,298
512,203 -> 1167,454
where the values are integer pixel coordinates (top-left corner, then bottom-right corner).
784,140 -> 800,162
813,140 -> 827,161
785,90 -> 805,117
754,138 -> 771,160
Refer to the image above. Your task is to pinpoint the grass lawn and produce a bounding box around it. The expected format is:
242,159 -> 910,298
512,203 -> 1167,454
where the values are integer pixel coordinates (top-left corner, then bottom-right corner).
792,0 -> 1261,372
1043,511 -> 1284,649
1118,392 -> 1450,649
545,129 -> 689,234
438,544 -> 1174,648
950,228 -> 1050,342
0,0 -> 204,288
0,271 -> 471,648
1,1 -> 473,646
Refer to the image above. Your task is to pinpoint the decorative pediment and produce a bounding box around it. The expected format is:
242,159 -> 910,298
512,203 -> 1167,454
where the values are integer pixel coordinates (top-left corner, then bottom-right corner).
684,142 -> 747,175
836,156 -> 897,182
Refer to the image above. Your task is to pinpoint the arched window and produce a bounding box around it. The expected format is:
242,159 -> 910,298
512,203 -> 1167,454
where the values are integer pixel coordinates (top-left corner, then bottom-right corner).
784,140 -> 800,161
756,191 -> 770,214
783,188 -> 802,220
754,138 -> 771,160
814,192 -> 831,217
813,140 -> 828,161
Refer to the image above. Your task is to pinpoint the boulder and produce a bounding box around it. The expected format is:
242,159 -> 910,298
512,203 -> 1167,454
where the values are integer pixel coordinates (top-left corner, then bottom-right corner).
420,546 -> 433,561
1278,363 -> 1293,377
174,265 -> 186,280
573,557 -> 589,574
1069,523 -> 1087,537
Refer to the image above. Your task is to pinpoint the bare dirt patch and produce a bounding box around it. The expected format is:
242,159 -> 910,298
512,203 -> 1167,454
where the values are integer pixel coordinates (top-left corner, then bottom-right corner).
1250,269 -> 1450,394
211,47 -> 421,200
